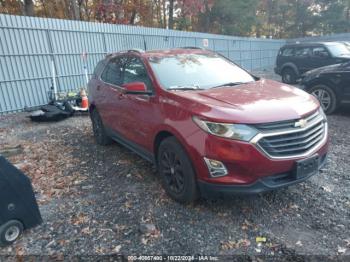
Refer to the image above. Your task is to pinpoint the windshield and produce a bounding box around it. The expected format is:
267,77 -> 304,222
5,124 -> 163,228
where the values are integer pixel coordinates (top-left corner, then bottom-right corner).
326,43 -> 350,57
148,53 -> 255,90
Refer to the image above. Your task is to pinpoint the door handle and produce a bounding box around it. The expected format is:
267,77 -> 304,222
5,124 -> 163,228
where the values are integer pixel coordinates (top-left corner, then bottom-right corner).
97,85 -> 101,91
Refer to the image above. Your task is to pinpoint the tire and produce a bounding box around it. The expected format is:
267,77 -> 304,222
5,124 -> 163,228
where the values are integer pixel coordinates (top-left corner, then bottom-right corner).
0,220 -> 24,246
91,109 -> 113,145
157,137 -> 199,203
282,67 -> 297,84
309,84 -> 338,114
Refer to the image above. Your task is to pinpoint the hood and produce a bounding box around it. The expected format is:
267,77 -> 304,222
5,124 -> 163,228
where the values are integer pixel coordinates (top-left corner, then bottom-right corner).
171,79 -> 319,124
303,63 -> 342,77
335,54 -> 350,59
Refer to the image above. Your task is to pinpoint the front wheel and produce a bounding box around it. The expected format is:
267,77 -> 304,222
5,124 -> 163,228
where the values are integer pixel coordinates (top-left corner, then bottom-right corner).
157,137 -> 199,203
0,220 -> 24,246
309,84 -> 338,114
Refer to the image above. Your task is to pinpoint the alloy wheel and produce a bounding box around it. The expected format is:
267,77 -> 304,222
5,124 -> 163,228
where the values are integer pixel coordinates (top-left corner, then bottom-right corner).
312,89 -> 331,111
160,150 -> 185,194
4,226 -> 20,242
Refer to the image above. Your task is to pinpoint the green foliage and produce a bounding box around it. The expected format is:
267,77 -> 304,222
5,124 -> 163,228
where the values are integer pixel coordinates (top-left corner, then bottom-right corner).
209,0 -> 259,36
1,0 -> 350,38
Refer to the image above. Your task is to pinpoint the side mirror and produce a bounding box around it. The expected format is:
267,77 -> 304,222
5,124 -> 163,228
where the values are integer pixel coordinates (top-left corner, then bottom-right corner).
122,82 -> 149,94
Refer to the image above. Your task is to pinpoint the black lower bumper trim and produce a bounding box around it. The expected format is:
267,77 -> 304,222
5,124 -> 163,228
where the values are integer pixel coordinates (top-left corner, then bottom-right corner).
199,154 -> 327,197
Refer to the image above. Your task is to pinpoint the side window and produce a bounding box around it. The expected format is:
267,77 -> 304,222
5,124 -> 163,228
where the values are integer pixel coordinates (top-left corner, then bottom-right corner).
123,57 -> 153,91
101,58 -> 123,86
93,60 -> 105,78
295,47 -> 311,57
312,47 -> 329,58
344,62 -> 350,70
282,48 -> 294,57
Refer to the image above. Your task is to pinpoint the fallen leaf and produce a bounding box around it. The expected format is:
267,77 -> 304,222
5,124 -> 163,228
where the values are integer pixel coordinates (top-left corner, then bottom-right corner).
220,241 -> 237,250
113,245 -> 122,253
322,186 -> 332,192
345,239 -> 350,247
256,236 -> 267,243
338,246 -> 347,254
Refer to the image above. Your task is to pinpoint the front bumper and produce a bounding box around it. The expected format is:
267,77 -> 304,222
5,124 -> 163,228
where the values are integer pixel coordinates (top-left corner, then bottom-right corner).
198,153 -> 327,196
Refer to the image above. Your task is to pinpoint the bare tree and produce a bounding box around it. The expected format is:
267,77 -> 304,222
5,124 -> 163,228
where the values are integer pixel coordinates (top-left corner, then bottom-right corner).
70,0 -> 80,20
168,0 -> 174,29
23,0 -> 34,16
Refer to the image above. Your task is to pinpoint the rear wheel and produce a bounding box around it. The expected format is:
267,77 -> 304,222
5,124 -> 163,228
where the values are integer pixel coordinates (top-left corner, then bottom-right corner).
0,220 -> 23,246
91,109 -> 113,145
309,84 -> 338,114
282,68 -> 297,84
157,137 -> 199,203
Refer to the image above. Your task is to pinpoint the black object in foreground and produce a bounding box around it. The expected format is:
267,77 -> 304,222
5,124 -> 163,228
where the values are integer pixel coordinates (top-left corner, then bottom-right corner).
30,101 -> 75,122
0,156 -> 42,246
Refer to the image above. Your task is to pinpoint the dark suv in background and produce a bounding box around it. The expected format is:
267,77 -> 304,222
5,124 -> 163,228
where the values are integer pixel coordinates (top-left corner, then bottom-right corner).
275,42 -> 350,84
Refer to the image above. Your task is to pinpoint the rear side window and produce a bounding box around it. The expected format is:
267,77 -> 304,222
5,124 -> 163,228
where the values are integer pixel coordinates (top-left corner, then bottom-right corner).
93,60 -> 106,78
101,58 -> 123,86
281,48 -> 294,56
311,47 -> 330,57
295,47 -> 311,57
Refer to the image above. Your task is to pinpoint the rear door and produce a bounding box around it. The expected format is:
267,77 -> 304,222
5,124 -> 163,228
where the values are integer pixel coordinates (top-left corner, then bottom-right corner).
294,46 -> 312,73
99,56 -> 125,134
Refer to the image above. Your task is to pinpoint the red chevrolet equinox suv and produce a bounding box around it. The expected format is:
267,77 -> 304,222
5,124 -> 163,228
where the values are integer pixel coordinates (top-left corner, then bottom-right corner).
88,48 -> 329,203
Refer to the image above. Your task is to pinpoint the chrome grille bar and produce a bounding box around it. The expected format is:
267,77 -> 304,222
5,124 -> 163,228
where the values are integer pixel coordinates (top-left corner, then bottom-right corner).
251,110 -> 327,159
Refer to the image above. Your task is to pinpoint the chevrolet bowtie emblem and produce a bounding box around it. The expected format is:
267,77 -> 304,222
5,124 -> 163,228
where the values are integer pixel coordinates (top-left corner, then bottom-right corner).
295,119 -> 308,128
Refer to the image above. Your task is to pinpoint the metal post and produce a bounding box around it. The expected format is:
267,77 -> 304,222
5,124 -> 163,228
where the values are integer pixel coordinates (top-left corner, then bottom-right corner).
45,29 -> 58,101
102,33 -> 108,55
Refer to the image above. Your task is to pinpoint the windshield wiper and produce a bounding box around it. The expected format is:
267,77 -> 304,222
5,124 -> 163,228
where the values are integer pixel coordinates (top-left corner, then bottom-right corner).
168,85 -> 203,91
211,82 -> 247,89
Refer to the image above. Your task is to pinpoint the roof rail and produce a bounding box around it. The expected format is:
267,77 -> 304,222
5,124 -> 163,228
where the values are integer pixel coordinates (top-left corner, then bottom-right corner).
105,53 -> 115,58
127,48 -> 145,53
181,46 -> 204,50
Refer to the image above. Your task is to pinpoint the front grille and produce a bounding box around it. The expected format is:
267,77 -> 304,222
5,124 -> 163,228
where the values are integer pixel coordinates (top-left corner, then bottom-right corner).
255,111 -> 326,158
254,110 -> 319,132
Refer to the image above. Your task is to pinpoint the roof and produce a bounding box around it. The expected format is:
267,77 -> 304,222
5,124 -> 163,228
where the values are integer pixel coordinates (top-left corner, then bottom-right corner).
283,41 -> 346,48
106,48 -> 213,59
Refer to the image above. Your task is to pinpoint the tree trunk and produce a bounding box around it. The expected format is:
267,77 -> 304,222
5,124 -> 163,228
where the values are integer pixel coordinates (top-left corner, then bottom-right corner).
168,0 -> 174,29
70,0 -> 80,20
129,8 -> 137,24
202,0 -> 210,32
23,0 -> 34,16
162,0 -> 167,28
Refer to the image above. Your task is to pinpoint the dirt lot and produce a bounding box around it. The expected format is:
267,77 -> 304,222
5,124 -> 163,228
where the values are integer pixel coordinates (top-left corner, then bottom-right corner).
0,104 -> 349,259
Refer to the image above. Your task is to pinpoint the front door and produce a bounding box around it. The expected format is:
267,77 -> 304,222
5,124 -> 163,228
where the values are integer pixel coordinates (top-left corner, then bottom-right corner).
309,46 -> 333,69
340,63 -> 350,100
118,55 -> 159,152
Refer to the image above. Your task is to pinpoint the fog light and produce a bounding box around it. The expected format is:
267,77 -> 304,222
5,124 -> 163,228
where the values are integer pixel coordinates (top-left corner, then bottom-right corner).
204,158 -> 228,177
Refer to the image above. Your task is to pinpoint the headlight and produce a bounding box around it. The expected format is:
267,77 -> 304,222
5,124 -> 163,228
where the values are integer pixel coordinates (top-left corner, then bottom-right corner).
192,116 -> 258,141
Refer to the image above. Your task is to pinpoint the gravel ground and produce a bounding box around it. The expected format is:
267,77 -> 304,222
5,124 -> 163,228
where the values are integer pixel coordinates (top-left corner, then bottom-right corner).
0,88 -> 349,260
